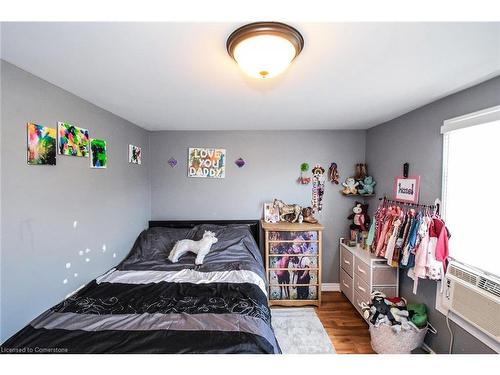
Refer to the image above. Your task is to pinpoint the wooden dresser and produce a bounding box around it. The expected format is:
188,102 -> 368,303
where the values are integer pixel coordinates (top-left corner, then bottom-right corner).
261,220 -> 324,307
339,239 -> 399,318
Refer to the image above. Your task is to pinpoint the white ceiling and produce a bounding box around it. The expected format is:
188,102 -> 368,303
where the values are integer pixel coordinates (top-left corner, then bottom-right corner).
1,22 -> 499,131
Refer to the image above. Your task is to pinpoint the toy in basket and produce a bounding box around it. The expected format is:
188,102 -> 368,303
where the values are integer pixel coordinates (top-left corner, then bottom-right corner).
360,291 -> 436,354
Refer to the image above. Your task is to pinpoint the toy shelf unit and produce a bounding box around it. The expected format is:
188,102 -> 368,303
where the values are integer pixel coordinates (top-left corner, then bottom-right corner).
339,238 -> 399,320
341,193 -> 374,197
261,220 -> 324,307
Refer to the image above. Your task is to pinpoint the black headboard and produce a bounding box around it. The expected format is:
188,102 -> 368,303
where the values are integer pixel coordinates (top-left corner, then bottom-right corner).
148,220 -> 261,247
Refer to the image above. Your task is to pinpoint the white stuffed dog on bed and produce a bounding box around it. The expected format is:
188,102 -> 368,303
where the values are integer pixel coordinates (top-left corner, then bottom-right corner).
168,230 -> 218,265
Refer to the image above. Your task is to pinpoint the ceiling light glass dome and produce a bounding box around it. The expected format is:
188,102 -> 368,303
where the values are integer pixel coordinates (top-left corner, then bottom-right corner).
227,22 -> 304,79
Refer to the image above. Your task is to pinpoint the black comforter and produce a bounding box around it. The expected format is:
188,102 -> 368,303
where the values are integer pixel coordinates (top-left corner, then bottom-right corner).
1,224 -> 280,354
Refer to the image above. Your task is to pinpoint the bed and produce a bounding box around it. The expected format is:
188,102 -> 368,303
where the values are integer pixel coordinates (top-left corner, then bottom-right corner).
2,220 -> 280,354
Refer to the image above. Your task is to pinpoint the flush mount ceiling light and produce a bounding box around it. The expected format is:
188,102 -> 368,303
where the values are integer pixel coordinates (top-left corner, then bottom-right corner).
227,22 -> 304,79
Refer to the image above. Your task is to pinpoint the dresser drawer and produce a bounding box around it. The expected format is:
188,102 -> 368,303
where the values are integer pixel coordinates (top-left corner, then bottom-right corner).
340,247 -> 354,276
353,290 -> 369,319
269,285 -> 318,301
270,255 -> 318,269
269,269 -> 318,286
340,268 -> 353,303
353,273 -> 371,303
269,242 -> 318,255
354,257 -> 370,285
373,286 -> 398,298
268,231 -> 318,242
372,266 -> 398,286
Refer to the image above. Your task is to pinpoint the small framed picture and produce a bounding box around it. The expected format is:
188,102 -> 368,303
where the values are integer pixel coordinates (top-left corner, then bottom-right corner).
129,144 -> 142,165
394,175 -> 420,203
263,203 -> 280,223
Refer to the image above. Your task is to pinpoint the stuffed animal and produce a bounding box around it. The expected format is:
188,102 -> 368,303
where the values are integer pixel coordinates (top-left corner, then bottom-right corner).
168,230 -> 218,265
364,291 -> 420,332
369,295 -> 398,326
273,198 -> 302,223
407,303 -> 428,328
328,162 -> 340,184
364,291 -> 403,326
302,207 -> 318,224
358,175 -> 376,195
342,177 -> 359,195
348,202 -> 370,232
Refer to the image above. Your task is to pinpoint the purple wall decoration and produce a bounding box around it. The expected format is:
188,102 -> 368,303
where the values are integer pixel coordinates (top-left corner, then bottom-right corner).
168,157 -> 178,168
235,158 -> 245,168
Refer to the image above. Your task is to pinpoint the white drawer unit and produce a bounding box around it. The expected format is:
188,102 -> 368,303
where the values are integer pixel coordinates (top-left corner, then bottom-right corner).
339,238 -> 399,320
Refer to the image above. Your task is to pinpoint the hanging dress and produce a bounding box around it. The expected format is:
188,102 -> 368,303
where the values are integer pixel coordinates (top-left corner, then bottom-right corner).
375,211 -> 392,257
426,217 -> 449,281
392,212 -> 410,267
385,216 -> 402,266
400,213 -> 421,268
408,215 -> 431,294
366,219 -> 376,248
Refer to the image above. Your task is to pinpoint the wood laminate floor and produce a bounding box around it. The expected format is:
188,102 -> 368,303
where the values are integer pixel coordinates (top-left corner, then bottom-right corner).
315,291 -> 375,354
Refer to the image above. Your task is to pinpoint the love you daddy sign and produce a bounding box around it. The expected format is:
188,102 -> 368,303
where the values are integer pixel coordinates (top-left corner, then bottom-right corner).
188,147 -> 226,178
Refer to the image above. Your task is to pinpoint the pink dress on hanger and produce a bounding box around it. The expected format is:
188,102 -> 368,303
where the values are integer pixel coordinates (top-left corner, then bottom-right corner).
376,207 -> 396,257
426,217 -> 449,280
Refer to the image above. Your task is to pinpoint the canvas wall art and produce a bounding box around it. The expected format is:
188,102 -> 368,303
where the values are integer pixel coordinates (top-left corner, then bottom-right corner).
27,123 -> 56,165
58,122 -> 90,157
188,147 -> 226,178
90,139 -> 107,168
129,144 -> 142,164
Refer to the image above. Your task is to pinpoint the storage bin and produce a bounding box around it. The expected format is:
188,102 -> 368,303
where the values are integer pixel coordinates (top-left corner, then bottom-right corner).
369,322 -> 435,354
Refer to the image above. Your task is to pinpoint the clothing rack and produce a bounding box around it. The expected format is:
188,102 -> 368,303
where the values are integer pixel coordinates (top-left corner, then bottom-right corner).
379,196 -> 440,214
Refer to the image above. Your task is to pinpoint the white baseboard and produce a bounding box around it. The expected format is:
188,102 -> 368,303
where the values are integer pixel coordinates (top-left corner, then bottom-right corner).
321,283 -> 340,292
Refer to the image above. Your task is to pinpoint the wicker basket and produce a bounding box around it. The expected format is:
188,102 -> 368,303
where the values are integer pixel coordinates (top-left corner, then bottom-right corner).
369,323 -> 429,354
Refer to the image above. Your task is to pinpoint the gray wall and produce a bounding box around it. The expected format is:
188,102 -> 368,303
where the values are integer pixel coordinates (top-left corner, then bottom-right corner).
150,130 -> 366,284
0,61 -> 150,342
365,75 -> 500,354
2,57 -> 498,354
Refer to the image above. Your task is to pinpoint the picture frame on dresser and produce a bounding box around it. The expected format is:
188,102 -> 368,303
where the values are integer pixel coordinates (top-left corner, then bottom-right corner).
261,220 -> 324,307
339,238 -> 399,319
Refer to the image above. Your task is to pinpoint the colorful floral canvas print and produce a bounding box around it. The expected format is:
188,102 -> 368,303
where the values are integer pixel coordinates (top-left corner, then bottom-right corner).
90,139 -> 107,168
27,123 -> 56,165
129,144 -> 142,165
58,122 -> 90,157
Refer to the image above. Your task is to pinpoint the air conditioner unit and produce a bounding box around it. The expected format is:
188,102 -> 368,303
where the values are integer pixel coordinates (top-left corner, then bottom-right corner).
441,261 -> 500,343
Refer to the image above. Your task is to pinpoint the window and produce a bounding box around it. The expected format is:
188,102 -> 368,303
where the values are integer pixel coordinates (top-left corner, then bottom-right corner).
441,105 -> 500,277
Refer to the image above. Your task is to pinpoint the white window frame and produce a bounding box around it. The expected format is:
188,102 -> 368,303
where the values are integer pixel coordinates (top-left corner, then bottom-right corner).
435,105 -> 500,352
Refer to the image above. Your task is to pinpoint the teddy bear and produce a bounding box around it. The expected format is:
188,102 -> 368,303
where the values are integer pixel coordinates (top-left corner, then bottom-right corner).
342,177 -> 359,195
358,175 -> 376,195
348,202 -> 370,232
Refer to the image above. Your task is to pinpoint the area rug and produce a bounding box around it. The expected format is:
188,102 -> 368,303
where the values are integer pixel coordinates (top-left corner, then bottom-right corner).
271,307 -> 335,354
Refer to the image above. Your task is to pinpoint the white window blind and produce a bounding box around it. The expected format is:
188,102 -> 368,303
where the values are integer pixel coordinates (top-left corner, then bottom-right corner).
441,106 -> 500,277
